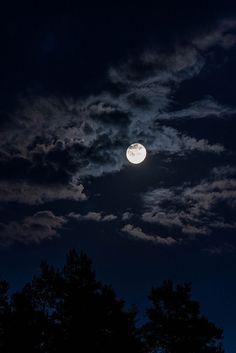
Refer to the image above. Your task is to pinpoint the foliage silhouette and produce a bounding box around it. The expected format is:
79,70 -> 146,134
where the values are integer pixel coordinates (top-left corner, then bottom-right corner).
142,280 -> 224,353
0,250 -> 224,353
0,281 -> 9,352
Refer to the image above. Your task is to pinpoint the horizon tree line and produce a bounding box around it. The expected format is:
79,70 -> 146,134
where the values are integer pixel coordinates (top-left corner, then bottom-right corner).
0,249 -> 224,353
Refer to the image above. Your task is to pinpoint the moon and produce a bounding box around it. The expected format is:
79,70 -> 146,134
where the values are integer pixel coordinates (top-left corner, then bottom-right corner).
126,143 -> 147,164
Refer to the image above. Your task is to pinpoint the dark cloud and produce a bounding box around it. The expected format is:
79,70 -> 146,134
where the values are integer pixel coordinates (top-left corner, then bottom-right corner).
88,101 -> 131,126
126,93 -> 151,109
211,165 -> 236,178
192,19 -> 236,50
141,172 -> 236,236
203,243 -> 235,255
0,211 -> 66,245
0,180 -> 86,205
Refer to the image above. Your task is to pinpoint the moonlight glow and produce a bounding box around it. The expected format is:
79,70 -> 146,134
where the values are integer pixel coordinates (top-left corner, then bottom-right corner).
126,143 -> 147,164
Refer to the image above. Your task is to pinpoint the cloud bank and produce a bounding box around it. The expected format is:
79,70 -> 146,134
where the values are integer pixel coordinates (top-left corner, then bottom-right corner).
142,174 -> 236,236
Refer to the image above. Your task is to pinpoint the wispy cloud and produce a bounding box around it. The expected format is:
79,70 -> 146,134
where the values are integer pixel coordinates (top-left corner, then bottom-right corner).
68,211 -> 117,222
156,97 -> 236,120
122,224 -> 177,245
203,243 -> 235,255
193,19 -> 236,50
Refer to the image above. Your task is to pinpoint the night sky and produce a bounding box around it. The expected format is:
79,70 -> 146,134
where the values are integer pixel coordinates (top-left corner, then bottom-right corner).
0,2 -> 236,351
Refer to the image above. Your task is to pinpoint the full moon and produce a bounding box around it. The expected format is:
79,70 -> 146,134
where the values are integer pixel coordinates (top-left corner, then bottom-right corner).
126,143 -> 147,164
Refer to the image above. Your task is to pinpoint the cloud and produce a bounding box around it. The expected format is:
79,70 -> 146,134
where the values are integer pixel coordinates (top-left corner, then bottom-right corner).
193,19 -> 236,50
0,19 -> 235,206
0,211 -> 66,246
203,243 -> 235,255
156,97 -> 236,120
148,125 -> 224,154
142,174 -> 236,236
108,46 -> 205,86
0,180 -> 86,205
122,224 -> 177,245
102,214 -> 118,221
68,211 -> 117,222
211,165 -> 236,178
122,212 -> 133,221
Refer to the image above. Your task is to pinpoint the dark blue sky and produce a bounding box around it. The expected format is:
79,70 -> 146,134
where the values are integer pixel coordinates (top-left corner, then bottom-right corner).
0,2 -> 236,352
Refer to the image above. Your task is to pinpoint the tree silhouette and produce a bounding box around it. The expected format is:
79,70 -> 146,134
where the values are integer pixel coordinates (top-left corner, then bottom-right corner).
8,285 -> 48,353
0,281 -> 9,352
0,251 -> 225,353
54,250 -> 141,353
142,280 -> 224,353
10,249 -> 141,353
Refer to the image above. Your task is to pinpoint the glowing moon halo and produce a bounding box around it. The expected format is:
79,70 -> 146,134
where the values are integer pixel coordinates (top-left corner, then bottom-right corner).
126,143 -> 147,164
